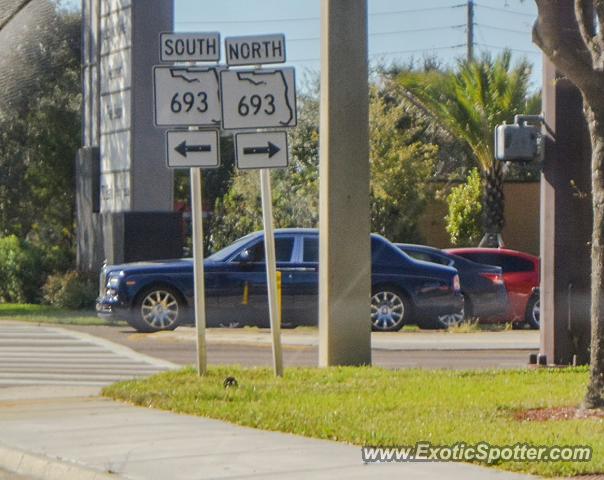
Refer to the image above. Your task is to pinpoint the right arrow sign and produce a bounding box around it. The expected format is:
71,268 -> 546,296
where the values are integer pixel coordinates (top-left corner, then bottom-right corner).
236,132 -> 288,170
243,142 -> 280,158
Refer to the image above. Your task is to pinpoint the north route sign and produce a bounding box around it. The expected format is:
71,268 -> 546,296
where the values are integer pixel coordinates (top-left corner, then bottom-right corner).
225,34 -> 286,66
220,67 -> 296,130
154,66 -> 222,128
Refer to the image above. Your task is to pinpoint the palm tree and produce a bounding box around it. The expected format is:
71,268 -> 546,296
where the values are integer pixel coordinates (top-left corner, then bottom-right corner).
398,50 -> 540,247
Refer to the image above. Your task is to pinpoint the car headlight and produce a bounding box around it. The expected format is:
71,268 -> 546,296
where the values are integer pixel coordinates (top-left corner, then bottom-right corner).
105,271 -> 125,299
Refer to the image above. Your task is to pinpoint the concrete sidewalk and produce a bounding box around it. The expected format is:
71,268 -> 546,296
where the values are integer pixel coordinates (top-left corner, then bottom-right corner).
149,326 -> 540,351
0,390 -> 536,480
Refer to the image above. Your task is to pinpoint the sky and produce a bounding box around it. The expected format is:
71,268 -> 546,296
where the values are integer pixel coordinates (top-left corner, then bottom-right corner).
65,0 -> 541,90
173,0 -> 541,91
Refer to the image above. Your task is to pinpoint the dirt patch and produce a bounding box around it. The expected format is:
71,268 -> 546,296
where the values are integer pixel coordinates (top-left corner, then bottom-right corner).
514,406 -> 604,422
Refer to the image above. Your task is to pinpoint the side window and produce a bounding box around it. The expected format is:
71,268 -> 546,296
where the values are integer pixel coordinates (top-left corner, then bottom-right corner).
499,256 -> 535,273
303,236 -> 319,263
406,251 -> 434,263
458,253 -> 499,267
457,253 -> 534,273
239,237 -> 295,263
428,253 -> 451,266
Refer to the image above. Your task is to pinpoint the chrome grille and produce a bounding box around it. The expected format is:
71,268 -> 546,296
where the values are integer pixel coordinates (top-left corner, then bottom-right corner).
99,265 -> 108,297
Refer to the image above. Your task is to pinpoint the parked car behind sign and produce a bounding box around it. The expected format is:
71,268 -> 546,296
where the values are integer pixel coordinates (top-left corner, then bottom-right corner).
97,229 -> 463,332
396,243 -> 508,326
446,247 -> 540,328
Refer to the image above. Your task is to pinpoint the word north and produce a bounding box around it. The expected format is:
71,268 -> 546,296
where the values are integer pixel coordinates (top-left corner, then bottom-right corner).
226,34 -> 286,66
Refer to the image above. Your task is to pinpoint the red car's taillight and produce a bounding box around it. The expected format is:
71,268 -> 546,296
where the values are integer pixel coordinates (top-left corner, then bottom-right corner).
480,272 -> 504,285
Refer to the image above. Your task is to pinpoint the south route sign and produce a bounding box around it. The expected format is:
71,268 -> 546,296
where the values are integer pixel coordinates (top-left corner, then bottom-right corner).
220,67 -> 296,130
160,32 -> 220,63
154,66 -> 222,128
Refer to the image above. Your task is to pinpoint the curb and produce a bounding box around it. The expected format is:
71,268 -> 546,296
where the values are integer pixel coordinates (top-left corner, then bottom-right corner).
0,443 -> 125,480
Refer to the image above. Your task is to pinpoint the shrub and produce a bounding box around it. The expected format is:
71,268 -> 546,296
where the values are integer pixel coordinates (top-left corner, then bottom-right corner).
0,235 -> 44,303
445,168 -> 483,246
42,270 -> 98,310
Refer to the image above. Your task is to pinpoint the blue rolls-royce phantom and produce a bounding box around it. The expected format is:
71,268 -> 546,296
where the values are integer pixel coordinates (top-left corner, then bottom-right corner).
96,229 -> 463,332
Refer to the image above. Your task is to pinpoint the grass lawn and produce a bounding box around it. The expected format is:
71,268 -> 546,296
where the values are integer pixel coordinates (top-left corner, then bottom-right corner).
104,366 -> 602,477
0,303 -> 120,326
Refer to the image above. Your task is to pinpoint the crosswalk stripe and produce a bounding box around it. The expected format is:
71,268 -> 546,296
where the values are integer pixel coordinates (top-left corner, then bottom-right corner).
0,323 -> 175,387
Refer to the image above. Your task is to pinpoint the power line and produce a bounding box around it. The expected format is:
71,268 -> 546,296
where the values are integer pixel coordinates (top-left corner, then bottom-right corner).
475,23 -> 531,35
277,25 -> 466,43
475,42 -> 540,55
175,4 -> 466,25
291,44 -> 466,63
474,3 -> 535,18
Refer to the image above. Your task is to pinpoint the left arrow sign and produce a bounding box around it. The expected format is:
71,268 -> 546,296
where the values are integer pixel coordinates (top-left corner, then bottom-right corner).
167,130 -> 220,169
175,141 -> 212,157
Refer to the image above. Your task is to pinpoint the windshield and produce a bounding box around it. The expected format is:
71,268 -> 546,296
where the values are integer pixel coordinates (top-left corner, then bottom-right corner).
205,233 -> 258,262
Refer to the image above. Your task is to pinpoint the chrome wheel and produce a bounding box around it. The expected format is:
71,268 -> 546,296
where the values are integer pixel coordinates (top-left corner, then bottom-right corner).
437,307 -> 465,328
140,289 -> 180,329
525,293 -> 540,329
371,290 -> 406,331
530,298 -> 540,328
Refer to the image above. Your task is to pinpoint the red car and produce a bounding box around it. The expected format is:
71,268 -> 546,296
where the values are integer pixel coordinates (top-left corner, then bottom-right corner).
445,248 -> 540,328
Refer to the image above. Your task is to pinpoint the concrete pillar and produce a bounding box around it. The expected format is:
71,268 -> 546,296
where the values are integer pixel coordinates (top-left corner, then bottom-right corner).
318,0 -> 371,366
540,52 -> 592,365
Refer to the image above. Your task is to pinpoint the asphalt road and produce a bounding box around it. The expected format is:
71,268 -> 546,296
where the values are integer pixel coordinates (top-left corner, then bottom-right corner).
58,324 -> 537,370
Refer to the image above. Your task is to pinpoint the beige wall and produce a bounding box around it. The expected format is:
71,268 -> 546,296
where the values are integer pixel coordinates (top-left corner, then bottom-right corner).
418,182 -> 540,255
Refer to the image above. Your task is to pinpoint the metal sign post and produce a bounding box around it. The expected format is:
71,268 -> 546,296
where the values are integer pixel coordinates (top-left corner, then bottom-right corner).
259,168 -> 283,376
153,34 -> 223,376
190,167 -> 208,375
221,33 -> 295,377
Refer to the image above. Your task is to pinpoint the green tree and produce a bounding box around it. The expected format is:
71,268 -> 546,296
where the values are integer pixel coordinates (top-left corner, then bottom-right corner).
398,51 -> 540,246
445,168 -> 483,246
0,5 -> 80,272
369,85 -> 438,242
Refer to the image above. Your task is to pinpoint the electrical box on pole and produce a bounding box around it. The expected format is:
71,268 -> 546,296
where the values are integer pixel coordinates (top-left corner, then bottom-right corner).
495,115 -> 544,162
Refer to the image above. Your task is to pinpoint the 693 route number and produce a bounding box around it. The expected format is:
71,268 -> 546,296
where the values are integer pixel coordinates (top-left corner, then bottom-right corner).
170,92 -> 209,114
237,94 -> 276,116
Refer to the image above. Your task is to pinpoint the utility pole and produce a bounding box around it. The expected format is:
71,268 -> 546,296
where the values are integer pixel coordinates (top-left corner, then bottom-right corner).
467,0 -> 474,62
319,0 -> 371,367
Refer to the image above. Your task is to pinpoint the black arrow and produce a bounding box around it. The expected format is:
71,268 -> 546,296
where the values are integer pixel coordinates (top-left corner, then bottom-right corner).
243,141 -> 280,158
175,141 -> 212,157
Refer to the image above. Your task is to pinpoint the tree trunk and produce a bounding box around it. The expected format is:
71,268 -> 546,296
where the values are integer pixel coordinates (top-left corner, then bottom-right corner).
585,100 -> 604,409
479,161 -> 505,248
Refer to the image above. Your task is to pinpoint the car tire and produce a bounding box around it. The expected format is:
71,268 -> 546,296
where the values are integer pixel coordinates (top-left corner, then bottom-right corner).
525,293 -> 540,329
420,295 -> 466,330
435,308 -> 466,329
370,287 -> 410,332
128,286 -> 184,333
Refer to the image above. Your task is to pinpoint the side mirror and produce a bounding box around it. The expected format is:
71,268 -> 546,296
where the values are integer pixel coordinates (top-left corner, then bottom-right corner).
239,249 -> 254,263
